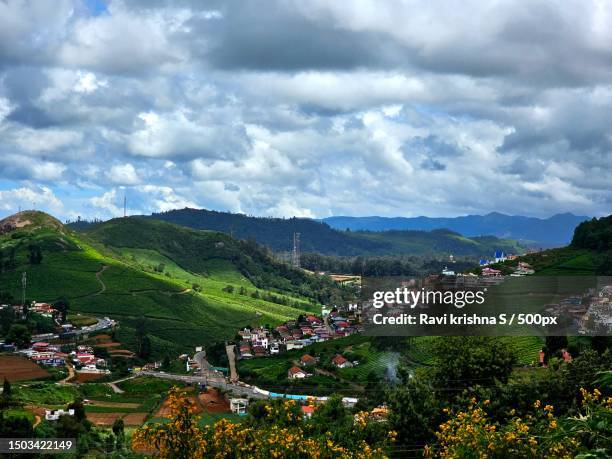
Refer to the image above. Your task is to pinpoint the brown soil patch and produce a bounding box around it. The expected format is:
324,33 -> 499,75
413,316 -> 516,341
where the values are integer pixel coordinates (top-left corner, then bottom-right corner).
87,412 -> 123,426
0,355 -> 50,381
155,395 -> 202,417
109,349 -> 135,356
76,373 -> 106,383
90,401 -> 140,409
91,334 -> 111,342
198,389 -> 230,413
122,412 -> 148,425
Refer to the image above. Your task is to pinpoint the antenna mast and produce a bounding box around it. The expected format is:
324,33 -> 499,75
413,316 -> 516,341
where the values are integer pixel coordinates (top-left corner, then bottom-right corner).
123,193 -> 127,218
21,272 -> 27,307
292,232 -> 301,268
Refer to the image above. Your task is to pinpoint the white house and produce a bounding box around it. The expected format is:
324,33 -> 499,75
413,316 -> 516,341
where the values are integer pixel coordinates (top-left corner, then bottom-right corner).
288,366 -> 308,379
45,409 -> 75,421
230,398 -> 249,414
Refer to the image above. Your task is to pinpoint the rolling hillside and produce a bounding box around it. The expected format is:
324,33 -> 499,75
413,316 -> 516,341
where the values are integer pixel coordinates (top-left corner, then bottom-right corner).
114,208 -> 527,257
0,211 -> 334,356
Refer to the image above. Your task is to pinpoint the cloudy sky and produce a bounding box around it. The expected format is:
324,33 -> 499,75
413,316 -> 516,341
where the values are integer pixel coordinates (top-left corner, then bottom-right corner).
0,0 -> 611,221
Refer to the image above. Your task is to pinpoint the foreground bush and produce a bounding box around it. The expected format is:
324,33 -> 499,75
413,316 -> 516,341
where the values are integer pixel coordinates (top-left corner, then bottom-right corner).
133,387 -> 394,458
425,389 -> 611,458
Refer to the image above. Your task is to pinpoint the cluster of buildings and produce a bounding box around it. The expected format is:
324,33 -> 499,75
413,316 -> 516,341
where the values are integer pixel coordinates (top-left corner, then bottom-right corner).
16,342 -> 109,373
287,352 -> 355,379
72,345 -> 109,373
21,342 -> 67,366
479,250 -> 514,266
0,301 -> 57,321
237,310 -> 362,360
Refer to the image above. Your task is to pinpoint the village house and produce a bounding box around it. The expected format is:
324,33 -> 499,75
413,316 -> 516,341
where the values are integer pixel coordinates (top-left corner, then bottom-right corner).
45,408 -> 75,421
288,365 -> 308,379
481,267 -> 502,276
230,398 -> 249,414
331,354 -> 353,369
300,354 -> 316,366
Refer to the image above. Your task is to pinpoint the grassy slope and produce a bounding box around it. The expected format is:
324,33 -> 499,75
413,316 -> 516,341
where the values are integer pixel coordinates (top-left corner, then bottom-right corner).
0,213 -> 321,355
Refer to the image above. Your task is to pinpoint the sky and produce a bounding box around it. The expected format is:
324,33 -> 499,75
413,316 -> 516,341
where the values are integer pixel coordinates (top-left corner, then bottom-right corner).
0,0 -> 611,221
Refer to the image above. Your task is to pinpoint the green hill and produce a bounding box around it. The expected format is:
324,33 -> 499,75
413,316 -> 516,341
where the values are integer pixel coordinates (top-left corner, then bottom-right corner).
73,208 -> 527,258
0,212 -> 341,356
493,214 -> 612,275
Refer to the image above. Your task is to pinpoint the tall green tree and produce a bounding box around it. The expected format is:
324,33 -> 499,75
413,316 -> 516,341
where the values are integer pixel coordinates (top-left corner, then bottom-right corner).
430,337 -> 517,389
5,324 -> 31,349
53,297 -> 70,324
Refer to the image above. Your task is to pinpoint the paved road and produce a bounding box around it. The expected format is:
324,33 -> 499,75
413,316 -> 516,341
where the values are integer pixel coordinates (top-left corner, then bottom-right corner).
106,375 -> 138,394
32,317 -> 115,342
139,371 -> 268,399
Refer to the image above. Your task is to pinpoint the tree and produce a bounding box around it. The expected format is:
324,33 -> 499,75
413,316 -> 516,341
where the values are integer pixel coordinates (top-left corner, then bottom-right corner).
112,418 -> 125,448
68,398 -> 87,423
139,335 -> 152,359
5,324 -> 31,348
430,337 -> 517,390
0,303 -> 15,334
387,378 -> 442,448
1,378 -> 12,408
135,316 -> 151,358
0,411 -> 34,438
53,297 -> 70,324
545,336 -> 568,356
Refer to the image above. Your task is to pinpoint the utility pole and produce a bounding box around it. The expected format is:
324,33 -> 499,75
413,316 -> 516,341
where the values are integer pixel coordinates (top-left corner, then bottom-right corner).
21,272 -> 27,319
292,232 -> 301,268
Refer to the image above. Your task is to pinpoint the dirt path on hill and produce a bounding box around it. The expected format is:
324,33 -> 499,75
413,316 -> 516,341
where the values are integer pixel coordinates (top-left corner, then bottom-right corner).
59,361 -> 75,384
95,265 -> 109,295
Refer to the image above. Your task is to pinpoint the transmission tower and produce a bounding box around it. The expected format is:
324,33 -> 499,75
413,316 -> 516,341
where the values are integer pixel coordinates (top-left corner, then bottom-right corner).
292,232 -> 301,268
123,193 -> 127,218
21,272 -> 27,319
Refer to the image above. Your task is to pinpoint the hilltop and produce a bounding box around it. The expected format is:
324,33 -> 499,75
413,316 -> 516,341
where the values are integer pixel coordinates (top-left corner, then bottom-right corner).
0,210 -> 65,235
113,208 -> 527,257
0,212 -> 342,356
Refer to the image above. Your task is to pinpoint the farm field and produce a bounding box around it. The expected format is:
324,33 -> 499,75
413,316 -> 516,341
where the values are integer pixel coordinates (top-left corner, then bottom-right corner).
0,355 -> 50,381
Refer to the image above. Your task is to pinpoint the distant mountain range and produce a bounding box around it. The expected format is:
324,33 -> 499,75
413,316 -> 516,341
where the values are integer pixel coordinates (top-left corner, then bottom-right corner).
322,212 -> 588,246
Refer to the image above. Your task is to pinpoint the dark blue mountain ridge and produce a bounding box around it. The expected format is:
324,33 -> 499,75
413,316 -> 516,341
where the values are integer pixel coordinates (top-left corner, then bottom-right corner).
322,212 -> 589,245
